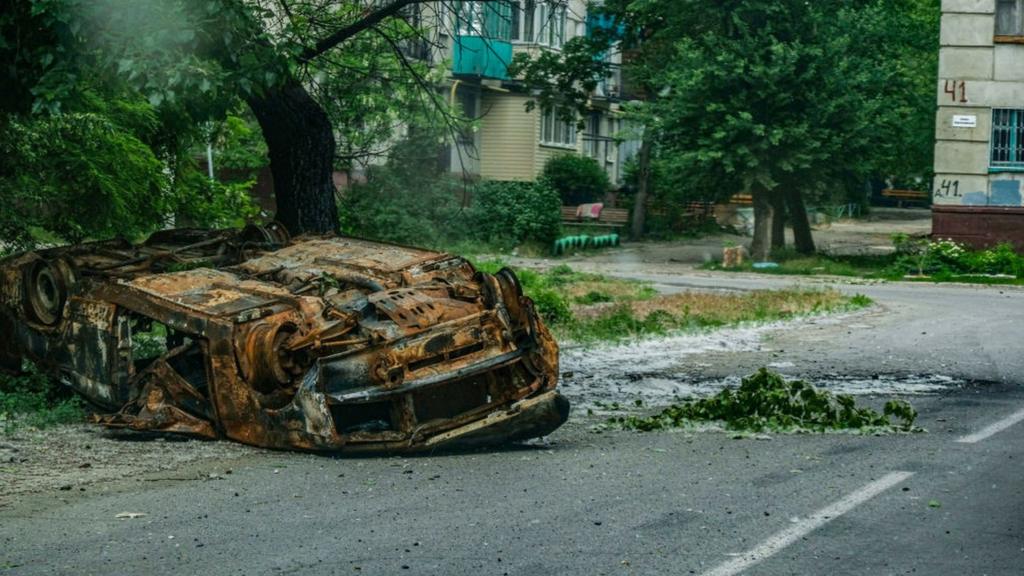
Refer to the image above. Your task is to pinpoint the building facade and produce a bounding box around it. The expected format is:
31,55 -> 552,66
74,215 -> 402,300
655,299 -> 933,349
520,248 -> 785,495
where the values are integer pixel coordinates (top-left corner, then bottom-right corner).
441,0 -> 634,187
934,0 -> 1024,249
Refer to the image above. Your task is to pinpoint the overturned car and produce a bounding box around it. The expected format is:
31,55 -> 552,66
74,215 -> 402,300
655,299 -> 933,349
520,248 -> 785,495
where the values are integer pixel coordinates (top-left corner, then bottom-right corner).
0,225 -> 569,452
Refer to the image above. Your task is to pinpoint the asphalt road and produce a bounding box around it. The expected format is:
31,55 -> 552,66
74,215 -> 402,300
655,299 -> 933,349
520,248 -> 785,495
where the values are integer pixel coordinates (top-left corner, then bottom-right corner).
2,271 -> 1023,576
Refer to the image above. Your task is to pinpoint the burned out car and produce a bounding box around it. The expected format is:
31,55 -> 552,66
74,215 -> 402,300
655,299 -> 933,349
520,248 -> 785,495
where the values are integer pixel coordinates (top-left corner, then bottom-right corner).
0,225 -> 568,451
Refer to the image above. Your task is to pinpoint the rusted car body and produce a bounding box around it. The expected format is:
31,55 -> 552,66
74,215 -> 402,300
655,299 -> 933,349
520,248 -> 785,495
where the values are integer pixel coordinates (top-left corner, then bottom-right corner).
0,225 -> 568,451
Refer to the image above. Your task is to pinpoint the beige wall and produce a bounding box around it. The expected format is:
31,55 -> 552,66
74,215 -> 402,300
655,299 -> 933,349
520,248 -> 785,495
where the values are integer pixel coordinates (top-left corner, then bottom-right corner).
935,2 -> 1024,207
478,92 -> 539,181
476,91 -> 586,181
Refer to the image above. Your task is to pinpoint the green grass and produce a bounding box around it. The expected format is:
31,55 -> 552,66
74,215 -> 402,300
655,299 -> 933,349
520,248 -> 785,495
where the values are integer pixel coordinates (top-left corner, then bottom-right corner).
703,253 -> 897,278
903,273 -> 1024,286
1,365 -> 85,434
704,243 -> 1024,286
474,260 -> 873,344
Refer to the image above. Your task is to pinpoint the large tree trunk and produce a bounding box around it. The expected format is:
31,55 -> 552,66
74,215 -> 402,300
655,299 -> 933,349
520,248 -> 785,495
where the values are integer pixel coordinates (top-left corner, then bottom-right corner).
785,188 -> 816,254
770,189 -> 786,250
247,79 -> 339,235
749,187 -> 774,262
630,137 -> 652,241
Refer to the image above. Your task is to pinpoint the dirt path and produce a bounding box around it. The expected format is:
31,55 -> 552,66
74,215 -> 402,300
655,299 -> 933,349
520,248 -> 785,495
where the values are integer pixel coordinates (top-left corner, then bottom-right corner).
0,424 -> 261,505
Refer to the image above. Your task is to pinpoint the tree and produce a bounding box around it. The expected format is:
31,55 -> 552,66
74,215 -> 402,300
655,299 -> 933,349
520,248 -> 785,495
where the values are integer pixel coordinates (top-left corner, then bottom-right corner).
511,0 -> 939,255
2,0 -> 473,238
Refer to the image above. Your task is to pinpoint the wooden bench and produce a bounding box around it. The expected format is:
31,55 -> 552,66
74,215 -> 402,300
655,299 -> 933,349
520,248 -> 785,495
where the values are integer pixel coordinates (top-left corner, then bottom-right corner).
728,193 -> 753,205
881,189 -> 929,207
561,205 -> 630,232
684,201 -> 715,221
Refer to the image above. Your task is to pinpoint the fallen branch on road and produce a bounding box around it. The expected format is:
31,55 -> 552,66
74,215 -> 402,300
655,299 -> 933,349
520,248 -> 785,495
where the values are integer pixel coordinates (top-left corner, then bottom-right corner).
610,368 -> 920,434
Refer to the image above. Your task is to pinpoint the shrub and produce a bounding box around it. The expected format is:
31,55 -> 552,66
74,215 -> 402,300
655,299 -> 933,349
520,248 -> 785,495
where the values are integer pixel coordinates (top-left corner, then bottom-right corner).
1,364 -> 84,433
889,237 -> 1024,278
470,180 -> 562,245
339,135 -> 469,246
540,154 -> 610,206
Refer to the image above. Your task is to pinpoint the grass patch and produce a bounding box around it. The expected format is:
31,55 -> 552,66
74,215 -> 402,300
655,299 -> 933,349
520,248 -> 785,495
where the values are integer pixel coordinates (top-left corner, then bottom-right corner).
474,260 -> 872,344
1,364 -> 85,434
703,252 -> 897,278
564,288 -> 870,344
609,368 -> 919,434
704,240 -> 1024,286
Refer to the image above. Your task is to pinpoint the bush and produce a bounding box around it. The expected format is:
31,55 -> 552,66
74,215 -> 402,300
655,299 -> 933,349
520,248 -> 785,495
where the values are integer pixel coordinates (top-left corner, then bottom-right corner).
470,180 -> 562,245
540,154 -> 610,206
339,135 -> 469,246
1,364 -> 83,433
889,237 -> 1024,278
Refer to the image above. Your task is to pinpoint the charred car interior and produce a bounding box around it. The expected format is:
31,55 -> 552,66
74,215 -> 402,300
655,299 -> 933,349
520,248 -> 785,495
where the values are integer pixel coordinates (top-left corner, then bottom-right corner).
0,224 -> 569,451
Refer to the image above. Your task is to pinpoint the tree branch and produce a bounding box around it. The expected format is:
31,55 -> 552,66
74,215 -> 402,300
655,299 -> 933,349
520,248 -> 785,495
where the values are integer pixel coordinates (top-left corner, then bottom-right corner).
301,0 -> 503,64
300,0 -> 421,63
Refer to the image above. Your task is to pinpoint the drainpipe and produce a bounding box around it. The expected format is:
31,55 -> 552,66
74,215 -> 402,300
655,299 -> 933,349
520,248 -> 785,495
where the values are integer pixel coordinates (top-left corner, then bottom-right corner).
206,142 -> 215,180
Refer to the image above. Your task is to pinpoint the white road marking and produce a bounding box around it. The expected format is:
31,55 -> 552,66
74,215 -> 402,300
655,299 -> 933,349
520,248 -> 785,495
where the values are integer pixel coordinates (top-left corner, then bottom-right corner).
956,406 -> 1024,444
702,471 -> 914,576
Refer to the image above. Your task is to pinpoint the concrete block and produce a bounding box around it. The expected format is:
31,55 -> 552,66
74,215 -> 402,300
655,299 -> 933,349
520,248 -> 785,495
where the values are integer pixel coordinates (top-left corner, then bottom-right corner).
932,173 -> 990,205
935,106 -> 992,141
941,14 -> 995,46
937,79 -> 1024,106
942,0 -> 995,13
994,44 -> 1024,80
934,140 -> 992,175
939,47 -> 994,79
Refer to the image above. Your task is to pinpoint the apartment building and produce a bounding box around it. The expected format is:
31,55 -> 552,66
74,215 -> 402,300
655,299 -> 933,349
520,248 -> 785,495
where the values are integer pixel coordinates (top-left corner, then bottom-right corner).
442,0 -> 634,186
934,0 -> 1024,248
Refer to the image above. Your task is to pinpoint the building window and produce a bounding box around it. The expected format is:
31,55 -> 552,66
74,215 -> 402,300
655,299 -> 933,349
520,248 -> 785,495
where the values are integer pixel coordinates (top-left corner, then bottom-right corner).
996,0 -> 1024,36
457,2 -> 484,36
541,108 -> 577,147
511,1 -> 566,47
510,1 -> 521,41
991,108 -> 1024,169
456,2 -> 513,39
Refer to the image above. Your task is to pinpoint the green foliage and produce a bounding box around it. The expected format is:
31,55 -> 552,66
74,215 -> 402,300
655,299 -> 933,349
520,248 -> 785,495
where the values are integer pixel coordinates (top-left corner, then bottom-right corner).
849,293 -> 874,307
340,138 -> 562,251
476,262 -> 861,343
1,364 -> 84,434
172,165 -> 260,229
470,180 -> 563,245
611,368 -> 919,433
706,253 -> 897,278
2,0 -> 469,245
0,105 -> 167,245
339,137 -> 466,247
541,155 -> 611,206
513,0 -> 939,240
475,262 -> 573,324
575,291 -> 615,305
211,112 -> 269,174
889,238 -> 1024,279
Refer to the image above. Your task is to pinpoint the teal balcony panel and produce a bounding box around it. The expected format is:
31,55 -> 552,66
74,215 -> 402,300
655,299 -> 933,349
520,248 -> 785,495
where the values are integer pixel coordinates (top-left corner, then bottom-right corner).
452,36 -> 512,80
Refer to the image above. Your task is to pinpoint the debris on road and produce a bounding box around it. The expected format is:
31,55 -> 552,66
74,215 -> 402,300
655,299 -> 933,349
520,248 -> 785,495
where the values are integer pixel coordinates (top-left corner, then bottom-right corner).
0,224 -> 568,452
610,368 -> 920,433
115,512 -> 147,519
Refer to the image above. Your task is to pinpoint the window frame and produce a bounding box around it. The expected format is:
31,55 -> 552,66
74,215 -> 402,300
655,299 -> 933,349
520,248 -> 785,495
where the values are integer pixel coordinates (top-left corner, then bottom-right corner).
540,107 -> 577,148
995,0 -> 1024,39
990,108 -> 1024,172
511,1 -> 567,48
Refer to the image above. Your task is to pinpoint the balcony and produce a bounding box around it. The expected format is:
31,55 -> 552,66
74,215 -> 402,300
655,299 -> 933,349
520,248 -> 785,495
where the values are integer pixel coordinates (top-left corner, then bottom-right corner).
451,1 -> 513,80
452,36 -> 513,80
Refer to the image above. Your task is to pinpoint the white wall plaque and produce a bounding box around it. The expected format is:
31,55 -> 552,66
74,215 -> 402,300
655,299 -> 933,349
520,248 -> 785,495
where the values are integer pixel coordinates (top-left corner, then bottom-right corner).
952,115 -> 977,128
